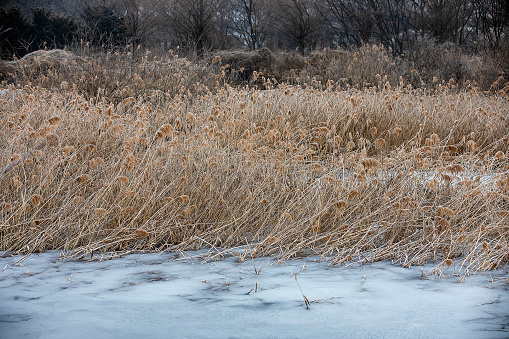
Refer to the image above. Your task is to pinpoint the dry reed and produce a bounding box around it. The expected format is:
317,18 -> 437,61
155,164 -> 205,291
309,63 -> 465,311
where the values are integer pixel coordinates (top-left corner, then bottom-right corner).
0,48 -> 508,281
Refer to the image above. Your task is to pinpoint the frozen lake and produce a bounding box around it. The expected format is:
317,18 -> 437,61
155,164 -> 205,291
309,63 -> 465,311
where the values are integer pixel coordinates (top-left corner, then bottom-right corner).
1,251 -> 508,338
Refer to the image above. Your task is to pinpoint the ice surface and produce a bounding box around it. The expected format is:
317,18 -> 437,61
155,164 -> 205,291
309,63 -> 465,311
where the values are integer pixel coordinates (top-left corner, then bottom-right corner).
1,251 -> 508,339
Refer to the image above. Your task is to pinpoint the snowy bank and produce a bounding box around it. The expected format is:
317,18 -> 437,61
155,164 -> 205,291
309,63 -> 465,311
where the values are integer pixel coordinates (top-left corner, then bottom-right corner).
1,251 -> 508,338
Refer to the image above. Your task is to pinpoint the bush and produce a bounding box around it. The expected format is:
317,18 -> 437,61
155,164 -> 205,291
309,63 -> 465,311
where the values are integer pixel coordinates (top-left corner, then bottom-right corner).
210,48 -> 306,84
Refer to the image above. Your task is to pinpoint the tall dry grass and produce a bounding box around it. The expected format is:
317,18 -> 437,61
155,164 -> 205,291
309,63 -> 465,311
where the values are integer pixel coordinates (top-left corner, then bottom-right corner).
1,47 -> 223,102
0,47 -> 508,279
213,43 -> 507,93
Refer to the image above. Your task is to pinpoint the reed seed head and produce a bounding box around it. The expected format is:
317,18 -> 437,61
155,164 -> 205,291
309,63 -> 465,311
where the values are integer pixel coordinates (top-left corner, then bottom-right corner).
177,195 -> 190,204
335,200 -> 347,209
430,133 -> 440,145
438,206 -> 454,217
446,164 -> 464,174
348,190 -> 359,200
73,196 -> 84,205
46,133 -> 59,146
447,145 -> 458,154
375,138 -> 386,149
76,174 -> 91,184
466,140 -> 477,152
116,176 -> 129,185
48,116 -> 61,125
12,176 -> 22,189
135,229 -> 150,238
30,194 -> 43,207
282,212 -> 293,220
156,124 -> 173,139
361,158 -> 381,170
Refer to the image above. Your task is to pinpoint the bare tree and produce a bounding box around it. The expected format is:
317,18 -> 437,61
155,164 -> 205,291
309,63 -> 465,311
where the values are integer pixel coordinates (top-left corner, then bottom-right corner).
368,0 -> 413,55
315,0 -> 374,47
229,0 -> 269,50
113,0 -> 160,47
472,0 -> 509,49
163,0 -> 224,56
410,0 -> 473,45
272,0 -> 325,54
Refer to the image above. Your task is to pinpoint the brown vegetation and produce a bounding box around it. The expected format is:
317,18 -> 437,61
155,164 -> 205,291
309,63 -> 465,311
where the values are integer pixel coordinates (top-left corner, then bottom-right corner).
0,46 -> 508,280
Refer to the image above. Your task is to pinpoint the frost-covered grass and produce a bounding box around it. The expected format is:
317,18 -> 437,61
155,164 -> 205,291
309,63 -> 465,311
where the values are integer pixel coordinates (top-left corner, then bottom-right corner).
0,50 -> 508,277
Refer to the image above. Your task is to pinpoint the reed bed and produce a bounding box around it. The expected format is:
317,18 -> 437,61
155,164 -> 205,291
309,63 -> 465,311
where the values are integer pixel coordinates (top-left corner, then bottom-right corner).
1,50 -> 508,279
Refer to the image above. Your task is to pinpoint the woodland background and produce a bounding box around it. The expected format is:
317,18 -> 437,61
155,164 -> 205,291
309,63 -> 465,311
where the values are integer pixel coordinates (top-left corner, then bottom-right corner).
0,0 -> 507,61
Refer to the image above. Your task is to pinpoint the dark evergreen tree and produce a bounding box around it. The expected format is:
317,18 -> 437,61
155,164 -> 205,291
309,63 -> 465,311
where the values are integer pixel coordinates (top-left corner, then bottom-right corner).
32,7 -> 77,49
0,6 -> 34,59
82,5 -> 129,47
